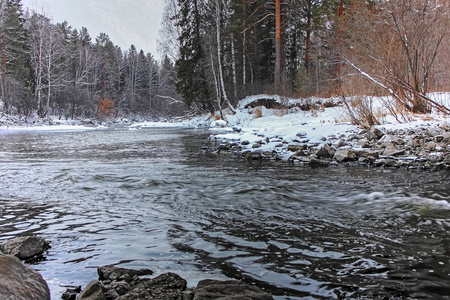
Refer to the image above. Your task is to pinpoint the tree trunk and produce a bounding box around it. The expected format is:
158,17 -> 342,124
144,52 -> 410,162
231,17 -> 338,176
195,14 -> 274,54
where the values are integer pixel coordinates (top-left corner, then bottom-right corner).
230,33 -> 238,99
335,0 -> 344,89
274,0 -> 283,89
215,0 -> 236,113
242,0 -> 247,87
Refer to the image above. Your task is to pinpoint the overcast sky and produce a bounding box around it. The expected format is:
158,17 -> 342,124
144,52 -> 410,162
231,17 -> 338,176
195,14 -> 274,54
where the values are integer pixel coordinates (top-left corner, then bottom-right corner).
21,0 -> 165,60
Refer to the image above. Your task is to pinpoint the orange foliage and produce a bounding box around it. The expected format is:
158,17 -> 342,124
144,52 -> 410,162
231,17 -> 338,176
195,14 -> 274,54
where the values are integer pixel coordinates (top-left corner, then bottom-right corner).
98,98 -> 115,118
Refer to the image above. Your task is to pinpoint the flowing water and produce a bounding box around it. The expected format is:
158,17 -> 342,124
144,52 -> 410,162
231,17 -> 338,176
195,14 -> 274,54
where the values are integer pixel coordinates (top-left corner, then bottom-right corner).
0,127 -> 449,299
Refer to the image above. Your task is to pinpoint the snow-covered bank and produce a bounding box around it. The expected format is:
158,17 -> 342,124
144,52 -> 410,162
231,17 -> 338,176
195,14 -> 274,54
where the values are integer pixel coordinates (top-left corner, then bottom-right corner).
197,93 -> 450,169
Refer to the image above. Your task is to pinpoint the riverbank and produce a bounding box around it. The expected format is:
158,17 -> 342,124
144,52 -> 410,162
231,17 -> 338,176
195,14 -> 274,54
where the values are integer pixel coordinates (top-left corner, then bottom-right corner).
191,93 -> 450,170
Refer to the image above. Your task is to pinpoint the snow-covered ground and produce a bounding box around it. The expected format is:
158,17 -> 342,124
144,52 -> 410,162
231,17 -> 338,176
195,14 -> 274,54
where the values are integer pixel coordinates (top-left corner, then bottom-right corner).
182,93 -> 449,160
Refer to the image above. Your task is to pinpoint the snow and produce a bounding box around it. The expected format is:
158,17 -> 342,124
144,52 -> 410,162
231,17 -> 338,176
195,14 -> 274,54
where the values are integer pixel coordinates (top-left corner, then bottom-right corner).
184,93 -> 450,160
129,121 -> 187,129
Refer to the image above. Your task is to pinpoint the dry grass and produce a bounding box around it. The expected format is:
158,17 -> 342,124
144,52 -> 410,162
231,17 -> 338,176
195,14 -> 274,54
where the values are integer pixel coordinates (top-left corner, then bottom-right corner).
254,107 -> 263,119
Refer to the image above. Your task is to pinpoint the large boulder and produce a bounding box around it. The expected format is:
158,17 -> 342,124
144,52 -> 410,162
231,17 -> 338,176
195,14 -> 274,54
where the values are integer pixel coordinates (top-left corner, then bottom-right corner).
78,280 -> 106,300
116,272 -> 186,300
193,279 -> 273,300
0,236 -> 50,261
0,253 -> 50,300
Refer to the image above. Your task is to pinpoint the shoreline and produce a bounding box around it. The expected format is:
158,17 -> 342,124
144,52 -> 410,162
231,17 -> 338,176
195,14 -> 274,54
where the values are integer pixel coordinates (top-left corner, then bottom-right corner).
206,122 -> 450,170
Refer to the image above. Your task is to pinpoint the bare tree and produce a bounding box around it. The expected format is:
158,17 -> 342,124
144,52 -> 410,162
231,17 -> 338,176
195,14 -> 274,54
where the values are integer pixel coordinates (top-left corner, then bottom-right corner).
340,0 -> 449,114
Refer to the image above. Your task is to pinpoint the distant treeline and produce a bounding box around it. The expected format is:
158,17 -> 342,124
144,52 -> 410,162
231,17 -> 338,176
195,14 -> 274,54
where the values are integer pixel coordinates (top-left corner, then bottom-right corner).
0,0 -> 182,119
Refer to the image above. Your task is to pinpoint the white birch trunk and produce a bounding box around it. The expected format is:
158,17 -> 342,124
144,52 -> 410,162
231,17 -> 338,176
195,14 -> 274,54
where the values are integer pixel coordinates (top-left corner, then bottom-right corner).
215,0 -> 236,113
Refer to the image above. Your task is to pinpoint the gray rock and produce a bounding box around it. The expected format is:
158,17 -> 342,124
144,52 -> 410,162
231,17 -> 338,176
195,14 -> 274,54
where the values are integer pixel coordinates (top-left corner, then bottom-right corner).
193,279 -> 273,300
116,272 -> 186,300
78,280 -> 106,300
356,138 -> 370,148
424,142 -> 437,151
374,159 -> 399,168
315,144 -> 335,158
0,236 -> 49,260
287,144 -> 307,152
98,265 -> 153,281
182,290 -> 195,300
444,153 -> 450,165
382,144 -> 405,157
112,281 -> 129,296
334,149 -> 356,162
105,289 -> 120,299
0,253 -> 50,300
365,131 -> 377,141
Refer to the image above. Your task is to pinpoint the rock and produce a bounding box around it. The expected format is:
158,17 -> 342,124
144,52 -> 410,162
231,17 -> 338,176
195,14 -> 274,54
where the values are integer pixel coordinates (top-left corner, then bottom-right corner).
334,149 -> 356,162
347,133 -> 359,141
296,131 -> 307,137
354,150 -> 380,160
116,272 -> 186,300
111,280 -> 130,296
241,140 -> 250,146
218,143 -> 230,151
364,131 -> 377,141
287,144 -> 307,152
356,138 -> 370,148
61,286 -> 81,300
0,253 -> 50,300
193,279 -> 273,300
444,153 -> 450,165
371,127 -> 384,139
309,157 -> 330,167
382,144 -> 405,157
98,265 -> 153,281
424,142 -> 437,151
105,289 -> 120,299
374,159 -> 399,168
78,280 -> 106,300
182,290 -> 195,300
0,236 -> 50,261
315,144 -> 336,158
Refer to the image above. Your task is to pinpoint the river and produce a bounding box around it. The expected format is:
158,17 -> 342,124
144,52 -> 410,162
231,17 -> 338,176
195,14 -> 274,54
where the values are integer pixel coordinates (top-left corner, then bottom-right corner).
0,127 -> 449,299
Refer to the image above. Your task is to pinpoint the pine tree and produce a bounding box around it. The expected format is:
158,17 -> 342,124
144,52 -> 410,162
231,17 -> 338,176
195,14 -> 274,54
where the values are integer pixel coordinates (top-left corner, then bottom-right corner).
175,0 -> 213,112
0,0 -> 31,114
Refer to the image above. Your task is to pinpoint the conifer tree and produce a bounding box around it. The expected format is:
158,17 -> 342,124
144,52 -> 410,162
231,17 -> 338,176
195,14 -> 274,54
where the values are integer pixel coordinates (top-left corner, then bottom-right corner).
175,0 -> 213,112
0,0 -> 31,114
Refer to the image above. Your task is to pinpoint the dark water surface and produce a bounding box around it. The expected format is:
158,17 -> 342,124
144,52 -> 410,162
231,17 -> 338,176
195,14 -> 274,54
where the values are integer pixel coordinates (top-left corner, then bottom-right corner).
0,127 -> 449,299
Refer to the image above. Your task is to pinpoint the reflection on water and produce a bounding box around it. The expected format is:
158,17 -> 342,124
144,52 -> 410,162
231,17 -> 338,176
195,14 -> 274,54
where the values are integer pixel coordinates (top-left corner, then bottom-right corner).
0,128 -> 449,299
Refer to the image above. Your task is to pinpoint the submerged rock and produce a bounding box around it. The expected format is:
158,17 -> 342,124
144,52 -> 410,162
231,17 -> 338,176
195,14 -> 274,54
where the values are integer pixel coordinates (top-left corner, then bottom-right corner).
0,253 -> 50,300
193,279 -> 273,300
0,236 -> 50,261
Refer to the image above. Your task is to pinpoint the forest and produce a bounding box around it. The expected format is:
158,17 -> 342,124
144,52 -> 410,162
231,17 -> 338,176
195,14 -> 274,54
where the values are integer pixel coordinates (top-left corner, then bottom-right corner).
0,0 -> 181,120
0,0 -> 449,122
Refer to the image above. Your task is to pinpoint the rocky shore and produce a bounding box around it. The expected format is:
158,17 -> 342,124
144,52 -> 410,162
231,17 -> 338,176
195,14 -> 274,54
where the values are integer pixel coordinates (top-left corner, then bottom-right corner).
207,124 -> 450,170
0,236 -> 273,300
